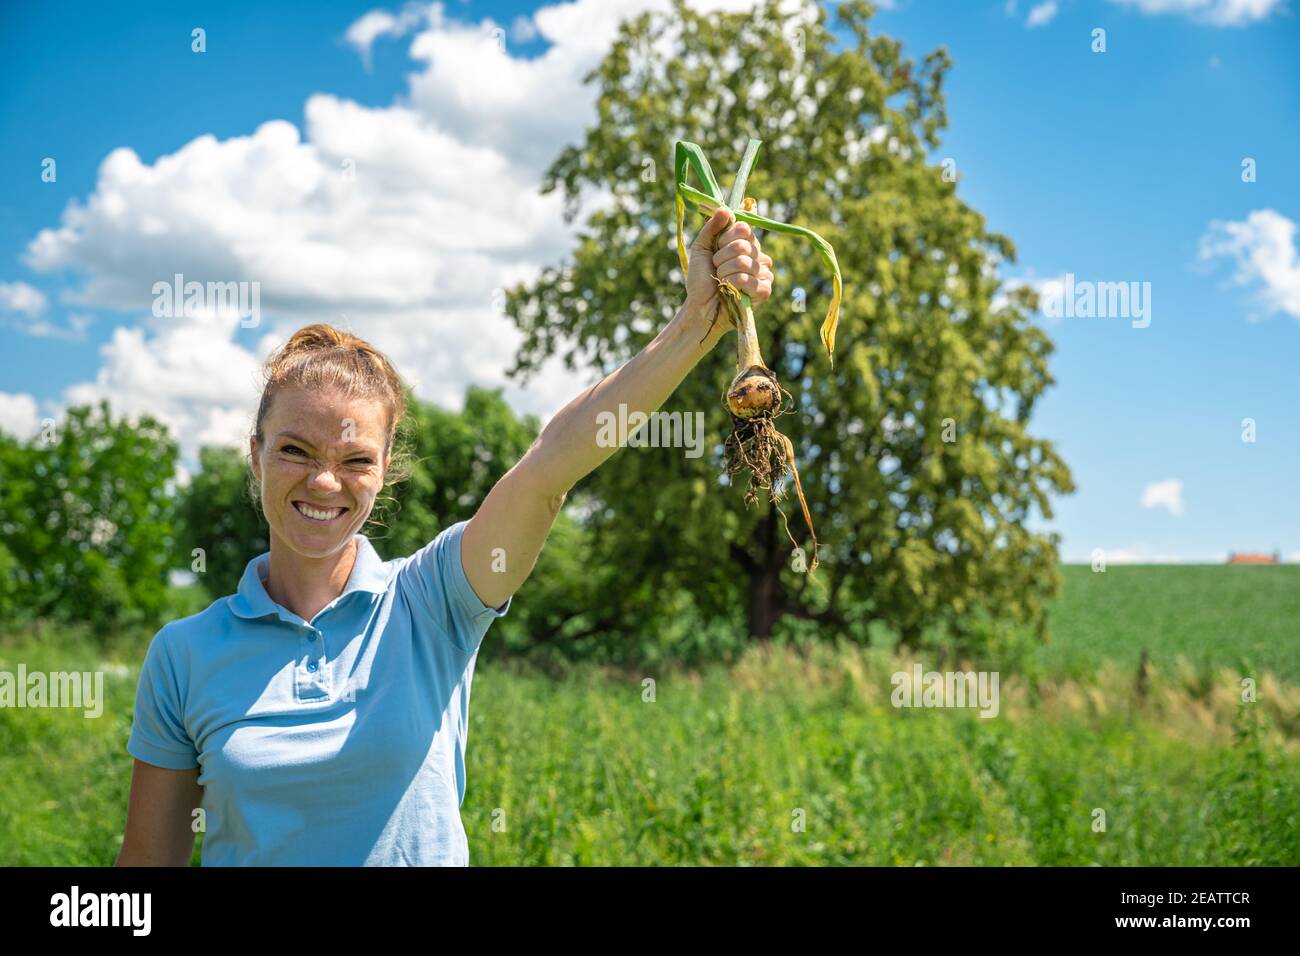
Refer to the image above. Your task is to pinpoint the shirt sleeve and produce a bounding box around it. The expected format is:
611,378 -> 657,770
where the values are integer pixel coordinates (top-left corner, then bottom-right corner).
126,625 -> 199,770
397,519 -> 512,653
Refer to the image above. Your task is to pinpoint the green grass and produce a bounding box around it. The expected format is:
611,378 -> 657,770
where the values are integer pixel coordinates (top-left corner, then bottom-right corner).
464,647 -> 1298,865
0,622 -> 184,865
1041,565 -> 1300,683
1,565 -> 1296,866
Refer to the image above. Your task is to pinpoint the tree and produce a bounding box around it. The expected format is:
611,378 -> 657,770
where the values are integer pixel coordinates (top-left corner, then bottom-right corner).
173,444 -> 270,601
372,385 -> 542,559
0,433 -> 26,625
0,401 -> 178,630
502,0 -> 1074,650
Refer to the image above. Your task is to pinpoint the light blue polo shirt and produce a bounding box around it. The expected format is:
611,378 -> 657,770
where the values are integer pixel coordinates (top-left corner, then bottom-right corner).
126,519 -> 510,866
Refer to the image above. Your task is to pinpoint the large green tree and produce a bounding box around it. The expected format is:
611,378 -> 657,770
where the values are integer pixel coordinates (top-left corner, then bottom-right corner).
0,401 -> 178,630
0,433 -> 27,625
503,0 -> 1073,649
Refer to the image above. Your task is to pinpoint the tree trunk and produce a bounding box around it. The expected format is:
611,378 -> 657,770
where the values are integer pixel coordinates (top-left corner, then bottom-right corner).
745,508 -> 783,640
747,561 -> 782,640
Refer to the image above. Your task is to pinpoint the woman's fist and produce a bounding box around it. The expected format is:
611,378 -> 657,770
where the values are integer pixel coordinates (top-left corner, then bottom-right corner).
683,205 -> 774,344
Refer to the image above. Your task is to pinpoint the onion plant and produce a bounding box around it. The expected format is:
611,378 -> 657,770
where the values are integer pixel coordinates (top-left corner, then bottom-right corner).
675,138 -> 843,573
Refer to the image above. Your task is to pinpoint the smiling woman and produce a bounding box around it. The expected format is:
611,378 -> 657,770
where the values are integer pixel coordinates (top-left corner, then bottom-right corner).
115,206 -> 773,867
116,323 -> 524,866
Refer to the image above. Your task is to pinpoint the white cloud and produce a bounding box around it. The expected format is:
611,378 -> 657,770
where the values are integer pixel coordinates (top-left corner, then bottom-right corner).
61,310 -> 264,445
0,281 -> 92,339
20,105 -> 587,469
0,280 -> 47,317
1067,542 -> 1238,563
0,392 -> 41,439
1104,546 -> 1182,563
392,0 -> 801,170
404,0 -> 649,172
1108,0 -> 1287,26
343,2 -> 440,70
1026,1 -> 1059,27
1199,209 -> 1300,320
509,14 -> 540,43
1085,543 -> 1201,563
1141,479 -> 1184,516
18,0 -> 814,472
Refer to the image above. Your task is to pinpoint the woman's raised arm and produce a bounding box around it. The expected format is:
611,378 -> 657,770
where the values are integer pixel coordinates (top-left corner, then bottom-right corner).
458,205 -> 774,611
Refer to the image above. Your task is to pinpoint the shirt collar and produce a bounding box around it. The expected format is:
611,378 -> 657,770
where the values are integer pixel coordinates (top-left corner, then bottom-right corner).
228,534 -> 391,622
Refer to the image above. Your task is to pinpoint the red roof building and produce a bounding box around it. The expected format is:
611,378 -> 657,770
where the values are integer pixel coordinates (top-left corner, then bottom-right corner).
1227,552 -> 1280,565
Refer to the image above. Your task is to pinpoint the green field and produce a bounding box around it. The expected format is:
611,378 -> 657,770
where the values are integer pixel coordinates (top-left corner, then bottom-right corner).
1040,565 -> 1300,684
1,565 -> 1297,866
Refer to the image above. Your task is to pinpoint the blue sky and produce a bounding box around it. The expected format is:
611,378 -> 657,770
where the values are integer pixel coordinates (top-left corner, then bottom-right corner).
0,0 -> 1297,563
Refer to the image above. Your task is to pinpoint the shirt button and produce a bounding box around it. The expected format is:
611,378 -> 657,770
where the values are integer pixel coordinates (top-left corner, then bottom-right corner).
307,660 -> 318,672
307,631 -> 318,641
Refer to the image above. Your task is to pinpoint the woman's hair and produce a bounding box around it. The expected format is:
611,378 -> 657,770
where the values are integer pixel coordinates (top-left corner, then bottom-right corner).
247,323 -> 414,532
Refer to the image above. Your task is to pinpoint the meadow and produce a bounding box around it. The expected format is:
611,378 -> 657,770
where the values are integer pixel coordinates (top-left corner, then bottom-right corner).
1040,564 -> 1300,684
1,565 -> 1296,866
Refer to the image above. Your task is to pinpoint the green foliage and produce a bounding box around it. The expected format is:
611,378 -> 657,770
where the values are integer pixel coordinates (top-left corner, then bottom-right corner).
0,434 -> 31,625
5,623 -> 1294,866
370,385 -> 541,556
173,444 -> 269,601
1208,699 -> 1300,865
1041,565 -> 1300,683
0,541 -> 19,625
0,401 -> 178,630
503,0 -> 1074,650
0,434 -> 23,623
372,385 -> 620,661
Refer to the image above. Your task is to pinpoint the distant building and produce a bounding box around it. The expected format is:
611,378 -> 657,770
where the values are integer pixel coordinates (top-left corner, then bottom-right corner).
1227,551 -> 1280,565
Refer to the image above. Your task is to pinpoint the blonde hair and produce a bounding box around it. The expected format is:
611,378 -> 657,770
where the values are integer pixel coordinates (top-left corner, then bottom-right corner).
248,323 -> 414,530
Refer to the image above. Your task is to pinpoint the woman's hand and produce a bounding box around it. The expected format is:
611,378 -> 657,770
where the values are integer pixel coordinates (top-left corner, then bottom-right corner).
681,205 -> 774,349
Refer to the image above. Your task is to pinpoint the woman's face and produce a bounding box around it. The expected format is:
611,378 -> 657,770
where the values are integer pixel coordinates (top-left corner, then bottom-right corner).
250,386 -> 392,559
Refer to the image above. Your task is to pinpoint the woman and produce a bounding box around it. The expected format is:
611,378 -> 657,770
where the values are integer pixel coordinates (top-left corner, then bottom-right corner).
115,205 -> 774,865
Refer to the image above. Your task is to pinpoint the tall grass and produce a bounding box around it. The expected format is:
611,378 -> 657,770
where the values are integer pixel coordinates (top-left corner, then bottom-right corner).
464,641 -> 1298,866
1,566 -> 1296,866
5,633 -> 1292,865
